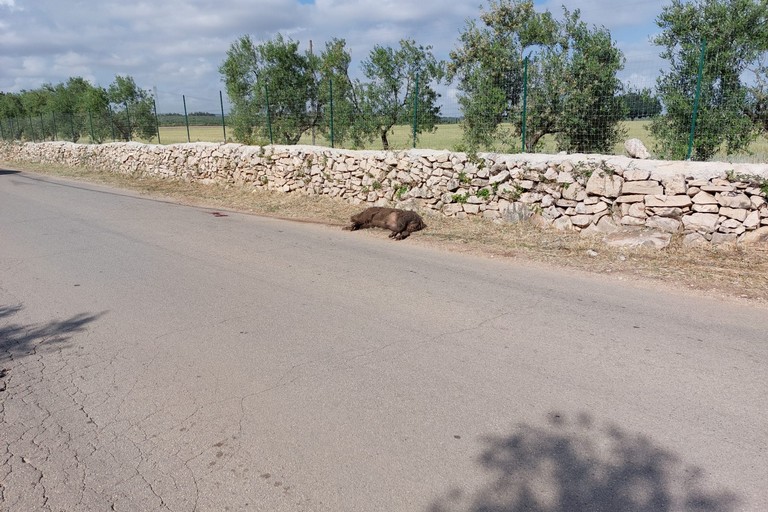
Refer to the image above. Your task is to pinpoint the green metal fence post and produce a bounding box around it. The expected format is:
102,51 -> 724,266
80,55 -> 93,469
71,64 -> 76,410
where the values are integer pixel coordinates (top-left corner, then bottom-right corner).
412,73 -> 419,149
29,116 -> 35,142
265,84 -> 273,145
123,102 -> 132,141
52,112 -> 57,141
182,95 -> 191,143
88,110 -> 95,143
124,102 -> 132,141
153,98 -> 161,144
329,78 -> 334,148
39,114 -> 45,141
108,108 -> 116,141
219,91 -> 227,142
0,119 -> 5,140
69,113 -> 75,142
687,39 -> 707,161
522,56 -> 529,152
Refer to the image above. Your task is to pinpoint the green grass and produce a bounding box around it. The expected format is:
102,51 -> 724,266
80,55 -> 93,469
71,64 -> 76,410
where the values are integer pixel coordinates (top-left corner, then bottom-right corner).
138,121 -> 767,161
156,125 -> 228,144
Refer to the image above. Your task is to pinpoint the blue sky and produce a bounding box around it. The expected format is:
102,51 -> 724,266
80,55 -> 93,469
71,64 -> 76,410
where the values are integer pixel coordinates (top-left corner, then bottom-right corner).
0,0 -> 666,114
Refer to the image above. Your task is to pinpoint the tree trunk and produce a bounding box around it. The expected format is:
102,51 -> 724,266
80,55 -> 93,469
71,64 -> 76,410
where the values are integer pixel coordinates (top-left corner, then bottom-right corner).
380,130 -> 389,151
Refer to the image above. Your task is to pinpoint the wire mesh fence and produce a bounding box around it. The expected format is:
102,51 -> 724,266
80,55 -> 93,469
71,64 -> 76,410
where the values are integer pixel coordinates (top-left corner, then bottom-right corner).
2,41 -> 767,162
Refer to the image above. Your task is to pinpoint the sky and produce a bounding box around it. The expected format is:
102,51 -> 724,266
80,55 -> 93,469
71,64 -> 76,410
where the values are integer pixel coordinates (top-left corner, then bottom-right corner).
0,0 -> 667,115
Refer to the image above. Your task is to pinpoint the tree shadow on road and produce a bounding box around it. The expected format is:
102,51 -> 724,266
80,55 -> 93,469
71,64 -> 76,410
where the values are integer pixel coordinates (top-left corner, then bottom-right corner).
0,304 -> 106,365
429,412 -> 739,512
0,169 -> 21,176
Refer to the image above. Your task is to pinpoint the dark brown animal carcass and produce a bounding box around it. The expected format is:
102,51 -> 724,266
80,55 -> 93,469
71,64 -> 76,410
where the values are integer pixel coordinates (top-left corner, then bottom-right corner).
343,207 -> 426,240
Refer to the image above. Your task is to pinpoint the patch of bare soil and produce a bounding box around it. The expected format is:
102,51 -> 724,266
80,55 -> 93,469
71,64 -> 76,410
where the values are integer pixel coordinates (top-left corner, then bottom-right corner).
5,161 -> 767,305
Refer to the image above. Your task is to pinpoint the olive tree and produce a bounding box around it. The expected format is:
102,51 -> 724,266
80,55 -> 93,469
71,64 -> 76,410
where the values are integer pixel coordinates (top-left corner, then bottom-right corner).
449,0 -> 626,153
651,0 -> 768,160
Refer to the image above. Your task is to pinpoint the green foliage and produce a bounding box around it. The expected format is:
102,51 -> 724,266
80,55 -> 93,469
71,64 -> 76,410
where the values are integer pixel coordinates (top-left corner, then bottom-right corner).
352,39 -> 446,150
508,185 -> 524,201
651,0 -> 768,160
451,193 -> 469,203
725,169 -> 768,196
620,88 -> 662,119
554,9 -> 628,154
219,35 -> 260,144
449,0 -> 627,153
0,75 -> 151,143
395,184 -> 410,199
220,34 -> 355,146
476,188 -> 491,198
315,38 -> 357,146
107,76 -> 156,142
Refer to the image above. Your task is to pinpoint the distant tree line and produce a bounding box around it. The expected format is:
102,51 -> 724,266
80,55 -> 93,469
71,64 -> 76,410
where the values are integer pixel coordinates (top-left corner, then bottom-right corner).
2,0 -> 767,160
0,76 -> 156,142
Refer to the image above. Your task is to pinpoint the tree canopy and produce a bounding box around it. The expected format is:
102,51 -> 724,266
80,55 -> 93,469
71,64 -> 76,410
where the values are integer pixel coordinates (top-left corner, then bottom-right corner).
352,39 -> 445,150
220,34 -> 356,145
0,75 -> 155,142
449,0 -> 626,153
651,0 -> 768,160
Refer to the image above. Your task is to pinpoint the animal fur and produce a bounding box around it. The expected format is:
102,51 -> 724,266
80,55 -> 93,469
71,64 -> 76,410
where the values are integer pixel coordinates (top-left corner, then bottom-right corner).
343,207 -> 426,240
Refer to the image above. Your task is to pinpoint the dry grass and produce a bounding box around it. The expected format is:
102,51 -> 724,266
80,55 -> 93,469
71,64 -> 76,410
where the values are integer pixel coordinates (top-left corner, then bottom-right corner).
4,160 -> 768,306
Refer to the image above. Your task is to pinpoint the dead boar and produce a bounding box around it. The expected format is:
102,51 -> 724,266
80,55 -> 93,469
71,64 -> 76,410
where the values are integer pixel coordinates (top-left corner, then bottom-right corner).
343,207 -> 426,240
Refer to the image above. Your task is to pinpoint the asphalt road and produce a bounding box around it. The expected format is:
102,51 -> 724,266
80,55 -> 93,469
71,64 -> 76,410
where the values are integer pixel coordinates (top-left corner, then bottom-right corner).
1,168 -> 766,512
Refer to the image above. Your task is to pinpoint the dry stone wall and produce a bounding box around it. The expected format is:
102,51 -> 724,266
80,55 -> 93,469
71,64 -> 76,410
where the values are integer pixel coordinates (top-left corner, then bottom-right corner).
2,140 -> 768,247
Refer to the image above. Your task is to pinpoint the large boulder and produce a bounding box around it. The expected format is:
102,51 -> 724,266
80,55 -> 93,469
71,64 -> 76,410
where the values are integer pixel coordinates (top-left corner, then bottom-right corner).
624,138 -> 651,159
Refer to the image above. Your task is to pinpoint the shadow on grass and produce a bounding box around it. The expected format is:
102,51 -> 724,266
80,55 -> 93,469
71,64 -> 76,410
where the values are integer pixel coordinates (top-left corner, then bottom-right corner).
0,304 -> 106,364
429,412 -> 739,512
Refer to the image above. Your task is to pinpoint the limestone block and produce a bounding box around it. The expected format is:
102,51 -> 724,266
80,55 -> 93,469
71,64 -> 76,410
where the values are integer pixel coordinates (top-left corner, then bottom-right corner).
742,226 -> 768,244
624,138 -> 651,159
627,203 -> 647,218
542,206 -> 562,220
553,216 -> 574,231
621,216 -> 646,226
692,191 -> 718,204
683,233 -> 708,247
717,193 -> 751,209
614,195 -> 646,203
623,168 -> 651,181
622,181 -> 664,195
662,174 -> 687,195
744,211 -> 760,229
682,213 -> 719,233
648,207 -> 684,218
489,170 -> 511,184
645,216 -> 682,233
719,207 -> 748,222
571,214 -> 593,228
644,195 -> 692,208
585,171 -> 623,197
561,183 -> 587,201
692,204 -> 719,213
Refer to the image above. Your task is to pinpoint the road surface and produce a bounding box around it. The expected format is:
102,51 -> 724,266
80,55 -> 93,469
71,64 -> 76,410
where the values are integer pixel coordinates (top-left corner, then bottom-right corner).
1,168 -> 766,511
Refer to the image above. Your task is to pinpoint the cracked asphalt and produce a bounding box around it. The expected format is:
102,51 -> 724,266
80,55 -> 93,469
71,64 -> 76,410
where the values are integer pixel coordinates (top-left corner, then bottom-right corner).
1,169 -> 767,511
